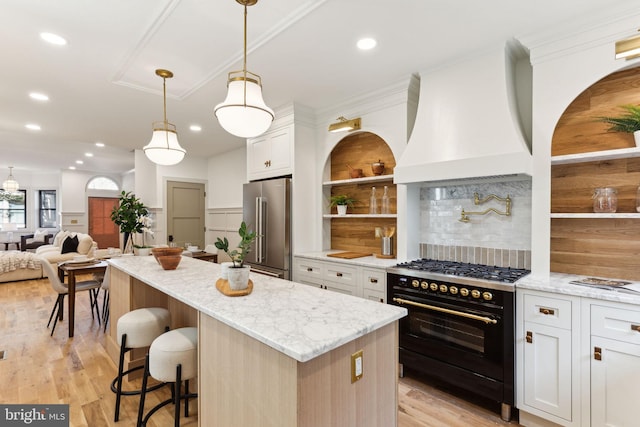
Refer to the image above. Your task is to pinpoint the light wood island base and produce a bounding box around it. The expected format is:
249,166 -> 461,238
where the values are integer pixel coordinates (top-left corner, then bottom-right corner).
199,314 -> 398,427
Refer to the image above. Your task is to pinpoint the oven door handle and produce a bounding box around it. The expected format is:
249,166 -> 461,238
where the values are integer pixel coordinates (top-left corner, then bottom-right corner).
392,297 -> 498,325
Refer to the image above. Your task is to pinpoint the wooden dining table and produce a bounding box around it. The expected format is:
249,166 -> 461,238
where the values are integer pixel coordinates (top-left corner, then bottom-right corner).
57,260 -> 108,337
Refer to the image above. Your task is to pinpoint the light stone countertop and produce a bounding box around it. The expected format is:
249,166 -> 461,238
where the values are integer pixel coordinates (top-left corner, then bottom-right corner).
295,251 -> 403,269
108,255 -> 407,362
517,272 -> 640,306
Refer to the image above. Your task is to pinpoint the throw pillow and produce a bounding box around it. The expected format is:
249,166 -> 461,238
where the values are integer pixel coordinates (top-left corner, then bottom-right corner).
61,235 -> 79,254
33,229 -> 47,242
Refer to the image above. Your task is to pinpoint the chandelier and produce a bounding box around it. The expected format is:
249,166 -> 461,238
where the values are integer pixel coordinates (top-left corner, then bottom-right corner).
2,167 -> 19,193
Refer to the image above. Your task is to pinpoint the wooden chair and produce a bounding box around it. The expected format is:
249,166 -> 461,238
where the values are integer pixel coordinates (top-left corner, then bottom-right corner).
38,256 -> 102,336
21,233 -> 53,252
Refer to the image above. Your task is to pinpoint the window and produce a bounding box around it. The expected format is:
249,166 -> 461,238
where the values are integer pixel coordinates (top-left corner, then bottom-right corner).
39,190 -> 57,228
0,190 -> 26,228
87,176 -> 118,191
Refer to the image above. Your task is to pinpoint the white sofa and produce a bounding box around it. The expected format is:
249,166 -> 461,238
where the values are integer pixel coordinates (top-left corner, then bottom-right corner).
35,231 -> 95,264
0,251 -> 43,283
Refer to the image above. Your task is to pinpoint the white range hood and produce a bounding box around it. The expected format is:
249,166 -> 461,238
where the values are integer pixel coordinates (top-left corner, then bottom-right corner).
395,43 -> 532,184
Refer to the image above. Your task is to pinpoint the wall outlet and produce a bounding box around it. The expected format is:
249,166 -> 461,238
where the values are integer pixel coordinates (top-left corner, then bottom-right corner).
351,349 -> 363,383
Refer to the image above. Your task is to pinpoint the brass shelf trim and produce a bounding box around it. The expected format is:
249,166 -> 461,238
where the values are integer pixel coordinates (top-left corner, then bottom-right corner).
459,192 -> 512,223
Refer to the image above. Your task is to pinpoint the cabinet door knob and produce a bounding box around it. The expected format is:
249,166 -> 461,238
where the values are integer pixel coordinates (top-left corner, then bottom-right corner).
370,278 -> 378,283
336,272 -> 343,277
526,331 -> 533,343
539,307 -> 555,316
306,267 -> 313,272
631,324 -> 640,332
594,346 -> 602,361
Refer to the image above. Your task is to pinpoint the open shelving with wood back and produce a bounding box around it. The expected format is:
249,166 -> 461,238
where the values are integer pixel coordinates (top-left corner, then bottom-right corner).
324,132 -> 397,255
550,66 -> 640,281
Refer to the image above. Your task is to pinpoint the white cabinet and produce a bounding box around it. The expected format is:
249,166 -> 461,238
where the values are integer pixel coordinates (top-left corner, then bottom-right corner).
590,303 -> 640,427
517,290 -> 580,426
292,256 -> 387,302
247,126 -> 293,181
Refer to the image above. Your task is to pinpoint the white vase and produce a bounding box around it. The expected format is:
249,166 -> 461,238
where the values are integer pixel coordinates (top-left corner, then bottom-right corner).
337,204 -> 348,215
226,265 -> 251,290
634,130 -> 640,147
136,247 -> 151,256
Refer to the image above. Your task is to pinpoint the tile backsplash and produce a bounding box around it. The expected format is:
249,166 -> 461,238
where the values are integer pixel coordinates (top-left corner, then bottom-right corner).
419,179 -> 532,268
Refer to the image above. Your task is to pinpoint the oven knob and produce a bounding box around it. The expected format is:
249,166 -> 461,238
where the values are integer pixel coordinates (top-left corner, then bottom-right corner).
439,284 -> 448,293
471,289 -> 481,299
449,286 -> 458,295
411,279 -> 420,288
460,288 -> 469,297
421,281 -> 429,290
430,283 -> 438,291
482,291 -> 493,301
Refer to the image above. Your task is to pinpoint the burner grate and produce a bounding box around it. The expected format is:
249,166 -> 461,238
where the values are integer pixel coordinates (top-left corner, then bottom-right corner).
396,259 -> 530,283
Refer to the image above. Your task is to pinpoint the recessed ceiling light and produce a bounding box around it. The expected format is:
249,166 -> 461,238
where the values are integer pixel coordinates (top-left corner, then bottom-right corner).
40,32 -> 67,46
25,123 -> 41,131
190,125 -> 202,132
85,152 -> 93,157
75,160 -> 84,165
69,166 -> 76,170
357,37 -> 377,50
29,92 -> 49,101
95,142 -> 105,147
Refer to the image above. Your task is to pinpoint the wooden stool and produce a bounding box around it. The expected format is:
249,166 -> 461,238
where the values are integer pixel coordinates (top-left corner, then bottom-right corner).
137,327 -> 198,427
112,307 -> 171,422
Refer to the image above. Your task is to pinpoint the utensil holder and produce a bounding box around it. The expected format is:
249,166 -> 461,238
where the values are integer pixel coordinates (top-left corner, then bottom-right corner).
381,236 -> 393,256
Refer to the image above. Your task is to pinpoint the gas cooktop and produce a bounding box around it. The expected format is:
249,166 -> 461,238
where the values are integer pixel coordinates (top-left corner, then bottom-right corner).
387,258 -> 531,288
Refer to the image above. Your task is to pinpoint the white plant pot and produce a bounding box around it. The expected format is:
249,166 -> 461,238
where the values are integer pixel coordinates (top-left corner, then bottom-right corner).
337,204 -> 348,215
219,262 -> 235,280
227,265 -> 251,290
135,247 -> 151,256
634,130 -> 640,147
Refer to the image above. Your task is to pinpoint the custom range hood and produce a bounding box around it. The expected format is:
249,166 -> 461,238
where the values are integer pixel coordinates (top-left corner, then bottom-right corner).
395,42 -> 532,184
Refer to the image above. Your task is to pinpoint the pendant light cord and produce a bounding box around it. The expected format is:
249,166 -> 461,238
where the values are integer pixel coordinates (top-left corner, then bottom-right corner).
243,2 -> 248,104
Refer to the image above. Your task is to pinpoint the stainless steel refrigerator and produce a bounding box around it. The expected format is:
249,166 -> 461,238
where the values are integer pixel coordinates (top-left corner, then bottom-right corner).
242,177 -> 291,280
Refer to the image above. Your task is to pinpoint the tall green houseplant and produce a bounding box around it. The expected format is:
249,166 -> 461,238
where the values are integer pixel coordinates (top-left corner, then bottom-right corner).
110,191 -> 149,252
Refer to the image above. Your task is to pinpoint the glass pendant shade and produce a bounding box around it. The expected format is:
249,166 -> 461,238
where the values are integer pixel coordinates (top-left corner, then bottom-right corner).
214,76 -> 274,138
2,167 -> 19,193
143,123 -> 186,166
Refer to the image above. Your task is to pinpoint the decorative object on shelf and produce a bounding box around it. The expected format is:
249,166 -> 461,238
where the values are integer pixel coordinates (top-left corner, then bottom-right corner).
2,167 -> 19,193
593,187 -> 618,213
214,0 -> 274,138
110,191 -> 150,254
371,160 -> 385,176
374,226 -> 395,258
596,104 -> 640,146
214,221 -> 257,291
347,164 -> 363,178
328,116 -> 361,133
381,185 -> 391,214
329,194 -> 356,215
369,187 -> 378,214
459,192 -> 512,223
151,247 -> 183,270
615,31 -> 640,60
143,69 -> 186,165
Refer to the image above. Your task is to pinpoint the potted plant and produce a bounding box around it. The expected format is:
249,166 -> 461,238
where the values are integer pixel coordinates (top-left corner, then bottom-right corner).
214,221 -> 257,290
329,194 -> 356,215
133,215 -> 154,256
596,104 -> 640,146
110,191 -> 150,254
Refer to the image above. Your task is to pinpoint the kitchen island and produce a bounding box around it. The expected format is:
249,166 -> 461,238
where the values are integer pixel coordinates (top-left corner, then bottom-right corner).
106,255 -> 407,427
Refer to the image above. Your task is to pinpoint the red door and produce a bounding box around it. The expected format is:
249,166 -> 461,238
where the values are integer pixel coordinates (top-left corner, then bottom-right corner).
88,197 -> 120,249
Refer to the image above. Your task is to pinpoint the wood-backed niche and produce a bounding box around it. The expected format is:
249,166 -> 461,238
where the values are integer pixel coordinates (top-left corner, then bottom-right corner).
551,66 -> 640,280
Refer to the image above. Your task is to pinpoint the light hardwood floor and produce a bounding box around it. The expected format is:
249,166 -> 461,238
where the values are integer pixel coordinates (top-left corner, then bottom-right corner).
0,276 -> 522,426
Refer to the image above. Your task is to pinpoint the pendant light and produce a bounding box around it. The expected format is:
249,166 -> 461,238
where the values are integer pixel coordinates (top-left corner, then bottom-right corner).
143,69 -> 186,166
214,0 -> 274,138
2,167 -> 19,193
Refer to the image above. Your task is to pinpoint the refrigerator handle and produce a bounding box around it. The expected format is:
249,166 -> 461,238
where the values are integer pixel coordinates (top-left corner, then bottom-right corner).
256,196 -> 263,263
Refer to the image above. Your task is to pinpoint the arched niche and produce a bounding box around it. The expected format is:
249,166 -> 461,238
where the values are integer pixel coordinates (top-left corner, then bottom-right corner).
550,65 -> 640,280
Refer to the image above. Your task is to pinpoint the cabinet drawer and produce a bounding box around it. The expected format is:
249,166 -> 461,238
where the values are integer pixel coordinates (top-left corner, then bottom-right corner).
523,294 -> 572,329
362,268 -> 386,293
323,264 -> 357,286
592,304 -> 640,344
293,258 -> 323,285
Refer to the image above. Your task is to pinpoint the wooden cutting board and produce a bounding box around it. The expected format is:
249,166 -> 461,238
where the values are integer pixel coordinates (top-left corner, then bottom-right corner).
327,251 -> 372,259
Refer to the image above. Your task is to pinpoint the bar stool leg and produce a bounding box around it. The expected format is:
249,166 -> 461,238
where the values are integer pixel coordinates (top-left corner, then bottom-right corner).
114,333 -> 127,422
174,365 -> 182,427
137,354 -> 151,427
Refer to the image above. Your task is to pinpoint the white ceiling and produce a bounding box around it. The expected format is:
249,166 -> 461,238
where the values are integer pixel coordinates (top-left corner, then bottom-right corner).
1,0 -> 638,177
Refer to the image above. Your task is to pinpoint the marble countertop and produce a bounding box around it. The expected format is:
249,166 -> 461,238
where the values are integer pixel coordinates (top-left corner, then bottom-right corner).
517,272 -> 640,305
108,256 -> 407,362
295,251 -> 402,269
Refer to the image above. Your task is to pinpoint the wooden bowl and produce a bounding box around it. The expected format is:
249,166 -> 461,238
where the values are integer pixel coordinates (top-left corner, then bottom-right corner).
349,168 -> 363,178
156,254 -> 182,270
151,247 -> 184,264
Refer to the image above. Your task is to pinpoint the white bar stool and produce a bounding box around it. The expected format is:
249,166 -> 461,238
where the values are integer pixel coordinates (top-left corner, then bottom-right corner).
112,307 -> 171,422
137,327 -> 198,427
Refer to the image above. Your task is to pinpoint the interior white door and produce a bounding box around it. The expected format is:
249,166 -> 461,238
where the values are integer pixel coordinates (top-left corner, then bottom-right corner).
167,181 -> 205,250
